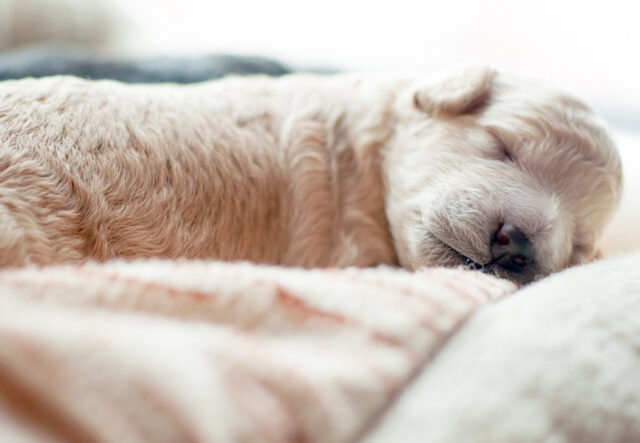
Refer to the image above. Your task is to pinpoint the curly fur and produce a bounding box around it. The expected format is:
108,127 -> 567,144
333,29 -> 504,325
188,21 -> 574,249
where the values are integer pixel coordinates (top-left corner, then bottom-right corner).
0,67 -> 623,283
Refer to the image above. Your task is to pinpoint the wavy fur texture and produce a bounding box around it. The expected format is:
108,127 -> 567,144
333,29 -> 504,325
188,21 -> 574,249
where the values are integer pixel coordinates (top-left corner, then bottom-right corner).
0,68 -> 623,282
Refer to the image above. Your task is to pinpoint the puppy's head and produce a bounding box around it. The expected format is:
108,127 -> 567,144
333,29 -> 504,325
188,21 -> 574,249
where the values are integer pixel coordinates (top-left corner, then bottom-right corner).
384,66 -> 623,284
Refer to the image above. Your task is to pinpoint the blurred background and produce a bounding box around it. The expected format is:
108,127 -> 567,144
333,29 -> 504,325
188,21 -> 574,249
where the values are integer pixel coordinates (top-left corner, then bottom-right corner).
110,0 -> 640,124
1,0 -> 638,254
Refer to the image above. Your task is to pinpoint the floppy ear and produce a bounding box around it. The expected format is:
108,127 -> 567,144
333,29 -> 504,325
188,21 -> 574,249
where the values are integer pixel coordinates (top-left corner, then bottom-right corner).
413,65 -> 497,116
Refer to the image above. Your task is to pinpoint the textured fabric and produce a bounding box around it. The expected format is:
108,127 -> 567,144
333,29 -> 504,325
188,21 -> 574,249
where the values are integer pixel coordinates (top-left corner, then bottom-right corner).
364,252 -> 640,443
0,260 -> 514,443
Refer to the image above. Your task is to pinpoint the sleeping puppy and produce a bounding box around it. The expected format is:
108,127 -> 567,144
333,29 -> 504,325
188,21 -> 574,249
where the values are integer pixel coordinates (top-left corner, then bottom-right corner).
0,66 -> 622,283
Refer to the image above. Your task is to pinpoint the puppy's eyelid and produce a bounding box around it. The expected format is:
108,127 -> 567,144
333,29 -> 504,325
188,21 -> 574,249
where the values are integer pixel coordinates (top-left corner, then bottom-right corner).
488,129 -> 514,162
503,148 -> 514,162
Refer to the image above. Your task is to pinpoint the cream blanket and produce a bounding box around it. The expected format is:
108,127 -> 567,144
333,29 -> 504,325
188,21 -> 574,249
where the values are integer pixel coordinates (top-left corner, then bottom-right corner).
366,251 -> 640,443
0,261 -> 514,442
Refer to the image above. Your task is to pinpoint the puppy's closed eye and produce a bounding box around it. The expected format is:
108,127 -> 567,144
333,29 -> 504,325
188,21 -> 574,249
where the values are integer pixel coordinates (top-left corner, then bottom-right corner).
502,146 -> 515,163
487,130 -> 515,163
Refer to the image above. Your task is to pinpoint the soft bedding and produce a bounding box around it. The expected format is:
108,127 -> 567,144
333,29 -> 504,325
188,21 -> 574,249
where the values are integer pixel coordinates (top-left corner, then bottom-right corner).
1,253 -> 639,443
0,260 -> 513,442
365,251 -> 640,443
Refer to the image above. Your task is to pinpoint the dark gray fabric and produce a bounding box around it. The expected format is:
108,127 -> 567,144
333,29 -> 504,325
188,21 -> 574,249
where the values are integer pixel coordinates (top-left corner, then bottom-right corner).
0,46 -> 291,83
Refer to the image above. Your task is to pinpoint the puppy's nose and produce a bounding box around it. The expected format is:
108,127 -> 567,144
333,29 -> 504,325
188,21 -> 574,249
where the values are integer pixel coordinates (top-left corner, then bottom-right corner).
491,223 -> 533,271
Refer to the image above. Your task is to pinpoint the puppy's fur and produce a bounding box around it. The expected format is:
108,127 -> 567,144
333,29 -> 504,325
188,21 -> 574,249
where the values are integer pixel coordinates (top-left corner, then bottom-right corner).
0,67 -> 622,283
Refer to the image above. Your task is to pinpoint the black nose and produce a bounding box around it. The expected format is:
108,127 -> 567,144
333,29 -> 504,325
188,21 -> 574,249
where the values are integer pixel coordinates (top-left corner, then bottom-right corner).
491,223 -> 534,271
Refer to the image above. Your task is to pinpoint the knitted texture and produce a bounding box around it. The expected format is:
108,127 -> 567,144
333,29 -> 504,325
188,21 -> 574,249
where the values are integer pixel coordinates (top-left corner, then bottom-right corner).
0,260 -> 515,442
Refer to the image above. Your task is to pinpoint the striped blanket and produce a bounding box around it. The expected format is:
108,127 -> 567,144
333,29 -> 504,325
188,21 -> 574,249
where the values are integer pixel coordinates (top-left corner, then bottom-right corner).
0,260 -> 515,442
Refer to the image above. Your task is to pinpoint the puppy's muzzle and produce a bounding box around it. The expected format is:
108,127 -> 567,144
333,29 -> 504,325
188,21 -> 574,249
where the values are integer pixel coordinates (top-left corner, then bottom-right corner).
491,223 -> 534,271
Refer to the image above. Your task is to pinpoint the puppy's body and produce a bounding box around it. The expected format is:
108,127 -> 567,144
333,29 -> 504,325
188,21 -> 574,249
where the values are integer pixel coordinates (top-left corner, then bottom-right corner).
0,69 -> 622,283
0,75 -> 398,268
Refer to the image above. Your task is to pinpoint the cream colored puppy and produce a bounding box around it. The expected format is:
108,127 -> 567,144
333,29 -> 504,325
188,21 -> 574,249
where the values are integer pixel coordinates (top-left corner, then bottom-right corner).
0,67 -> 622,283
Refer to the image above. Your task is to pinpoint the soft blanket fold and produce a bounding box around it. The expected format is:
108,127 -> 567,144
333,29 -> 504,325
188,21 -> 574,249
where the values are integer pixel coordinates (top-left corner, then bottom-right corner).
0,260 -> 515,443
363,251 -> 640,443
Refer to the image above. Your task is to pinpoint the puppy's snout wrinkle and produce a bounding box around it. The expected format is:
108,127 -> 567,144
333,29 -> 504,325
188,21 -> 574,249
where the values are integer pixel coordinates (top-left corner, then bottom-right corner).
491,223 -> 533,271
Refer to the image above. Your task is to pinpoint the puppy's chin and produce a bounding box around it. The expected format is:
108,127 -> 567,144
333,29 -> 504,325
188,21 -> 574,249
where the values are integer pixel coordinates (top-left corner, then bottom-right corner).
411,231 -> 540,285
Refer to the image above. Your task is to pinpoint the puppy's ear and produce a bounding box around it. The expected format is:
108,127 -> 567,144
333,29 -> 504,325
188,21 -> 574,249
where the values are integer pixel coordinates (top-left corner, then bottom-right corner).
413,66 -> 496,116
